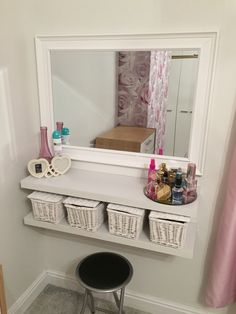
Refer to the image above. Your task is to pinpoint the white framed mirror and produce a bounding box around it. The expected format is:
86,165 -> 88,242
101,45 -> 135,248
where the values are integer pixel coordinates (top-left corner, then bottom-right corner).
35,33 -> 217,174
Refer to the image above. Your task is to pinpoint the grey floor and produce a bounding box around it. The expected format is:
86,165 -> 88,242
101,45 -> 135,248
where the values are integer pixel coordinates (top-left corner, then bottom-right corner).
24,284 -> 150,314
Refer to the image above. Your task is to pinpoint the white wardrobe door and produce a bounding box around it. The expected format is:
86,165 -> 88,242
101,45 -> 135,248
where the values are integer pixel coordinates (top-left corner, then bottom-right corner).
174,54 -> 199,157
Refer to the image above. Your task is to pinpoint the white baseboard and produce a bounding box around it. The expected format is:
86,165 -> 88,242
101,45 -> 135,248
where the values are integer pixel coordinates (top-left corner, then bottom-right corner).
8,271 -> 49,314
8,270 -> 212,314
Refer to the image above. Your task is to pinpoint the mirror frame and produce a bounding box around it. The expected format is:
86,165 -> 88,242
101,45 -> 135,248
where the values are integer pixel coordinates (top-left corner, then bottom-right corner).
35,32 -> 217,175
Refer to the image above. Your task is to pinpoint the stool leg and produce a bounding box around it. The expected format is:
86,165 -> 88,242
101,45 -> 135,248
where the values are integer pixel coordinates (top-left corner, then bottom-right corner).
113,292 -> 120,309
88,291 -> 95,314
113,289 -> 125,314
118,288 -> 125,314
80,289 -> 88,314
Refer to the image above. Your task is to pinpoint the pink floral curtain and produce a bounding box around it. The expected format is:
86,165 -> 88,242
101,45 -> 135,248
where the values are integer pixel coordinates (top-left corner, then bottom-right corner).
117,51 -> 150,127
117,51 -> 171,154
147,51 -> 171,154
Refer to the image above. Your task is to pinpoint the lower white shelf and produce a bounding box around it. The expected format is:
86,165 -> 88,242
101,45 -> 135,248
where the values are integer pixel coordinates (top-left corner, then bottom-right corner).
24,212 -> 196,259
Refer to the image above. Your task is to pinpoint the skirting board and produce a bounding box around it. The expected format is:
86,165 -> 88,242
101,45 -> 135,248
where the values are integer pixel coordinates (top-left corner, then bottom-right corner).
8,270 -> 212,314
8,271 -> 49,314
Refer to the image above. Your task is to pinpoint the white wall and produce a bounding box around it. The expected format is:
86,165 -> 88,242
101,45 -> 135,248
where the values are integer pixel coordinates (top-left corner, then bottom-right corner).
0,30 -> 44,310
51,51 -> 116,147
1,1 -> 236,314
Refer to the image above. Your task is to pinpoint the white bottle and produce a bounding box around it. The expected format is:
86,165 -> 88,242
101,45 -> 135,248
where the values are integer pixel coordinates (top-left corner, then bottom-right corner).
52,130 -> 62,155
62,127 -> 70,145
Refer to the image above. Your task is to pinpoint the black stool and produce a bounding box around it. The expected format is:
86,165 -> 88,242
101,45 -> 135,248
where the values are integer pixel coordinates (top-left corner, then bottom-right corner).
76,252 -> 133,314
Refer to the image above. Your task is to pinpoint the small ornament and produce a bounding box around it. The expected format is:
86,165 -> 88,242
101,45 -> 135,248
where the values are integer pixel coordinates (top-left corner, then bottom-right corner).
51,155 -> 71,175
27,158 -> 50,178
27,155 -> 71,178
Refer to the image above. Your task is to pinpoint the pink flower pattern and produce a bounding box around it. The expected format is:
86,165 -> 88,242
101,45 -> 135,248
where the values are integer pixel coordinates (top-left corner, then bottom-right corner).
118,51 -> 170,153
147,51 -> 170,154
118,52 -> 150,127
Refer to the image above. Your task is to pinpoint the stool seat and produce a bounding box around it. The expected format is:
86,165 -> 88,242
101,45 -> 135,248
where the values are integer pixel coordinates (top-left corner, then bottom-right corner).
76,252 -> 133,292
76,252 -> 133,313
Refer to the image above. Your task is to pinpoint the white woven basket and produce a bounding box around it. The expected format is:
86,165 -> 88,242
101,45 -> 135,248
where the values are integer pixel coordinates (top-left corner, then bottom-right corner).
27,191 -> 65,224
107,203 -> 145,240
149,211 -> 190,248
63,197 -> 105,232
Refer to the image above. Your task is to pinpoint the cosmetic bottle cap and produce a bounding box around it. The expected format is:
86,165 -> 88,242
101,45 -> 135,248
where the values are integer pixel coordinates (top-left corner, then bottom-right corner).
52,130 -> 61,139
175,173 -> 182,188
177,167 -> 182,175
161,163 -> 167,171
56,122 -> 63,133
158,148 -> 163,155
62,127 -> 70,135
149,159 -> 156,170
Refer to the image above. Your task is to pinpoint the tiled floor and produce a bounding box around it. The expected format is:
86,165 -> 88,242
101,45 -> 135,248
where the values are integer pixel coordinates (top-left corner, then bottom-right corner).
25,284 -> 150,314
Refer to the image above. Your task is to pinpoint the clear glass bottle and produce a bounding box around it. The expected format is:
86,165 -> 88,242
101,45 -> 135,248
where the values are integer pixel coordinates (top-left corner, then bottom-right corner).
39,126 -> 53,162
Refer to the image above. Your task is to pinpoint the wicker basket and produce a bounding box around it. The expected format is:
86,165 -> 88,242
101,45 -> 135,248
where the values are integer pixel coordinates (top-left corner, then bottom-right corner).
27,191 -> 65,224
63,197 -> 105,232
107,203 -> 145,240
149,211 -> 190,248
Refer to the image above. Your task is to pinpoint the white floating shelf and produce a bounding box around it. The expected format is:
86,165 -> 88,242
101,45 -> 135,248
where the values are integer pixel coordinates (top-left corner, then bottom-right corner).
21,168 -> 198,221
24,212 -> 196,258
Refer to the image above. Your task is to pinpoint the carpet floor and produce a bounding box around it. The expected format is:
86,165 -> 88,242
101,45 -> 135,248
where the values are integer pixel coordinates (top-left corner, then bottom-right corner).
24,284 -> 150,314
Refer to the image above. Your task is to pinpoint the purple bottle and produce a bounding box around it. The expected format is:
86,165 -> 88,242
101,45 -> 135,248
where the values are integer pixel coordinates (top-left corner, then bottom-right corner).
39,126 -> 53,162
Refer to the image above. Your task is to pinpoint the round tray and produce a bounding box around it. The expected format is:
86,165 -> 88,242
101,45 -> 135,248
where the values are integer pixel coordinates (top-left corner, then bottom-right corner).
144,187 -> 197,206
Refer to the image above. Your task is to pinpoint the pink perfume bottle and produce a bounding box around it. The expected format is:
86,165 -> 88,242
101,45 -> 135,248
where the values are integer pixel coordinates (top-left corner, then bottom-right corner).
146,159 -> 157,200
56,122 -> 64,134
183,163 -> 197,204
39,126 -> 53,162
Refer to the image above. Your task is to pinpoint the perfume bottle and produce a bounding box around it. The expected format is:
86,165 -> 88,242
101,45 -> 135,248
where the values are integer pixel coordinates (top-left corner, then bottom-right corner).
146,180 -> 158,200
172,172 -> 184,204
168,169 -> 177,188
157,163 -> 167,184
62,127 -> 70,145
162,165 -> 169,184
39,126 -> 53,162
156,182 -> 171,202
147,159 -> 157,200
148,159 -> 156,183
52,130 -> 62,155
183,163 -> 197,204
56,122 -> 64,134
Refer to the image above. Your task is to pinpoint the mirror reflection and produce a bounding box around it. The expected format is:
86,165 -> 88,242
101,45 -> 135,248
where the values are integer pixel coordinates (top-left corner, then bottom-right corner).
51,49 -> 199,158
